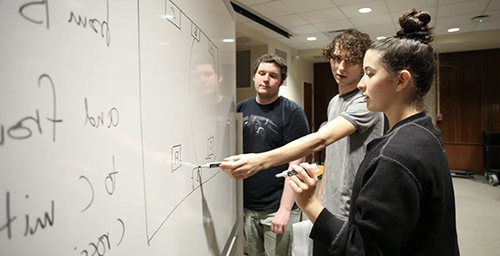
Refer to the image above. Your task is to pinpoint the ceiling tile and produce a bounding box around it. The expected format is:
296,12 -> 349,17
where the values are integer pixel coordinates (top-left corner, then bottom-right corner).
333,0 -> 374,7
299,8 -> 346,24
384,0 -> 437,13
438,0 -> 474,5
278,36 -> 303,44
306,40 -> 331,48
237,0 -> 276,6
313,19 -> 354,32
339,0 -> 390,18
294,32 -> 331,43
434,22 -> 476,35
436,13 -> 483,27
350,13 -> 393,27
251,1 -> 294,18
487,0 -> 500,11
483,10 -> 500,22
357,24 -> 398,39
289,24 -> 320,35
271,14 -> 309,28
280,0 -> 336,13
437,0 -> 490,17
473,20 -> 500,31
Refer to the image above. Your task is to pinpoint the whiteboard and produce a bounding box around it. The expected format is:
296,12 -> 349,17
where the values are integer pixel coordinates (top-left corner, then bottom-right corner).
0,0 -> 238,255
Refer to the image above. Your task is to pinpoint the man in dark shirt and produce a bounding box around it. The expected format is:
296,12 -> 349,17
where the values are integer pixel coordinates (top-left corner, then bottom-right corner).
237,54 -> 309,256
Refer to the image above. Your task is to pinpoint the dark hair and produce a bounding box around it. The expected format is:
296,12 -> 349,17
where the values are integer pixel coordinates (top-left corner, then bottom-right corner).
252,54 -> 287,83
322,28 -> 372,65
370,8 -> 436,109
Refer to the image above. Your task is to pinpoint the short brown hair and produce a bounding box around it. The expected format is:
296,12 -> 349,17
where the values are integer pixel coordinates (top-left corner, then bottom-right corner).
321,29 -> 372,65
252,54 -> 287,83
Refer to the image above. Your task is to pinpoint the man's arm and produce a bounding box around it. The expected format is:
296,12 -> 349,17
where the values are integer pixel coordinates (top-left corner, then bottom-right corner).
221,116 -> 356,180
271,157 -> 305,234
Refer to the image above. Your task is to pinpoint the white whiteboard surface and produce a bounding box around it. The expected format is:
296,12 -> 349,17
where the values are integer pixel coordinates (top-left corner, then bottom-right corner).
0,0 -> 238,255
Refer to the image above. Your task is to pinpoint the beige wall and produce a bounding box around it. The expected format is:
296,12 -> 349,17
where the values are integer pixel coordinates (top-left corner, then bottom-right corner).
235,22 -> 314,108
236,44 -> 267,103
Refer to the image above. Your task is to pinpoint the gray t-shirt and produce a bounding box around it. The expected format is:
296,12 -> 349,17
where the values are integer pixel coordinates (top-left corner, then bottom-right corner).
321,89 -> 384,220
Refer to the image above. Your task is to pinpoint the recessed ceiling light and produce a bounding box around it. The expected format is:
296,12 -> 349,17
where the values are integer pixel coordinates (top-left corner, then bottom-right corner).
306,36 -> 317,41
447,28 -> 460,33
222,38 -> 235,43
358,8 -> 372,14
376,36 -> 386,40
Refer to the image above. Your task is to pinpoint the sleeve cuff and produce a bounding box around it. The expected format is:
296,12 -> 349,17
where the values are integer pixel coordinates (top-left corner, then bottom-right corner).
310,208 -> 347,249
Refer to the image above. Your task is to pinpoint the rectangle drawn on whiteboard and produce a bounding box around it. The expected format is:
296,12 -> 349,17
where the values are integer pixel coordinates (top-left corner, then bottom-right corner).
171,144 -> 182,172
206,137 -> 214,159
208,41 -> 215,57
165,0 -> 181,29
191,23 -> 201,41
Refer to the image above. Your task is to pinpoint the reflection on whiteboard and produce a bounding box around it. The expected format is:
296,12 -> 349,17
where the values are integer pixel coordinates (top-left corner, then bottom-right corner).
139,0 -> 226,247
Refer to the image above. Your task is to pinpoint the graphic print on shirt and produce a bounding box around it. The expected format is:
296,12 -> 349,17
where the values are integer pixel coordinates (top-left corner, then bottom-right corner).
242,115 -> 278,146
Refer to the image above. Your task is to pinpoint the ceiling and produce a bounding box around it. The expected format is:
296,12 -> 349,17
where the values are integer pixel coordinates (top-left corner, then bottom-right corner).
233,0 -> 500,60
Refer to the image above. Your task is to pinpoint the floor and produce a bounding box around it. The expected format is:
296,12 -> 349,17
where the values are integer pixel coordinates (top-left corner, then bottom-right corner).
453,174 -> 500,256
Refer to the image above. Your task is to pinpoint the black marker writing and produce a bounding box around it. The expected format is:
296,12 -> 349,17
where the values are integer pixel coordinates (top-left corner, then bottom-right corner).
7,110 -> 42,140
68,0 -> 111,46
0,74 -> 62,146
23,199 -> 54,236
0,192 -> 17,239
39,74 -> 63,142
19,0 -> 49,29
0,192 -> 55,239
105,155 -> 118,195
79,175 -> 94,212
76,218 -> 125,256
116,218 -> 125,246
84,98 -> 119,128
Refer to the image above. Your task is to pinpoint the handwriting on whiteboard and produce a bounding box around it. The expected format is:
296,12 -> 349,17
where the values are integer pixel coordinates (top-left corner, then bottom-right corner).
0,74 -> 63,146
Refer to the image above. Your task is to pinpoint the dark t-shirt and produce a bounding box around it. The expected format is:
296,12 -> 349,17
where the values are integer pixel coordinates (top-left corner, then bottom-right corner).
237,96 -> 309,212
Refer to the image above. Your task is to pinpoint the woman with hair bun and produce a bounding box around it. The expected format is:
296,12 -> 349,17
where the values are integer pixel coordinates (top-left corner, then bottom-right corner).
288,8 -> 460,256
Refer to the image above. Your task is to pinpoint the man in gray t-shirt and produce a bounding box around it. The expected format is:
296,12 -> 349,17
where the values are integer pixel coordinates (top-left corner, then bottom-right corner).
321,89 -> 383,220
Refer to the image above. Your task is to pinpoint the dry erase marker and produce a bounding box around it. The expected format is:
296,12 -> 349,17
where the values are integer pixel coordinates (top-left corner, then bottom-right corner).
275,163 -> 318,178
200,160 -> 234,168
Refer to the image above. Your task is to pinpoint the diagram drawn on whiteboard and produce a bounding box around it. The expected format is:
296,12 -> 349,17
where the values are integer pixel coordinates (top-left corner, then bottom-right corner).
139,0 -> 223,245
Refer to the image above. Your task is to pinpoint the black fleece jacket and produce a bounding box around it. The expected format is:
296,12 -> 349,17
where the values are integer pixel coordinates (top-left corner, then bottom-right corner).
310,112 -> 460,256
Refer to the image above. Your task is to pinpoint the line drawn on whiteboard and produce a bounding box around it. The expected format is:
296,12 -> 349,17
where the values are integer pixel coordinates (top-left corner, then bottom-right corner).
19,0 -> 49,29
164,0 -> 181,30
79,176 -> 94,212
67,0 -> 111,46
171,144 -> 182,172
148,168 -> 220,242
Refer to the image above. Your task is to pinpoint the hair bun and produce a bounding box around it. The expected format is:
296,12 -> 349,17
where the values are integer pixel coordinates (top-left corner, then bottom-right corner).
397,8 -> 434,44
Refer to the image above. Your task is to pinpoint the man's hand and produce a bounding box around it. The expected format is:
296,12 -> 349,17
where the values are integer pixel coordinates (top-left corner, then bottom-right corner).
271,208 -> 291,234
219,154 -> 266,180
288,163 -> 323,223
